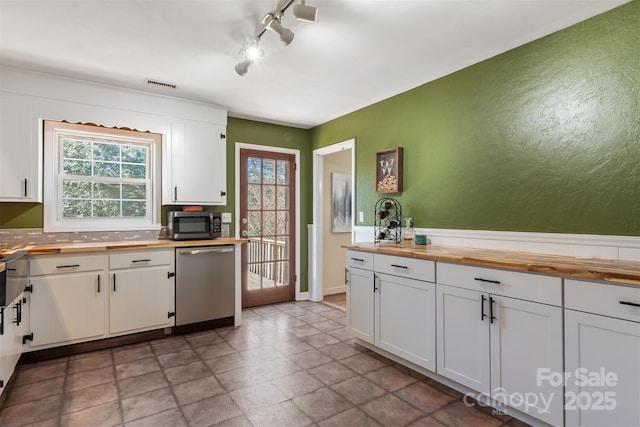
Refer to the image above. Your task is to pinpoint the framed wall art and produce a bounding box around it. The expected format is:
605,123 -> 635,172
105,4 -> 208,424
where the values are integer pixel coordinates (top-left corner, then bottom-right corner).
376,147 -> 403,193
331,172 -> 352,233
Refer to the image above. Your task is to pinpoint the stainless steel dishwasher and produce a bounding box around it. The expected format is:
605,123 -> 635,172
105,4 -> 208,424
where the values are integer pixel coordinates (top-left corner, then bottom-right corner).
175,245 -> 235,330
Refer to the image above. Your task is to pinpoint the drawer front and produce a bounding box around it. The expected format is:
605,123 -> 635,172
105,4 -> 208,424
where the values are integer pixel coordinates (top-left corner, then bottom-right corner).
30,254 -> 107,276
109,249 -> 172,270
437,262 -> 561,306
375,254 -> 435,282
6,259 -> 29,276
565,279 -> 640,322
346,250 -> 374,270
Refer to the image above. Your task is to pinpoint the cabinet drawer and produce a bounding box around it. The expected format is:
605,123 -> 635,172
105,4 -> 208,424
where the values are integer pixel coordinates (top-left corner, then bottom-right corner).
346,250 -> 374,270
437,262 -> 561,306
6,259 -> 29,276
565,279 -> 640,323
30,254 -> 107,276
109,249 -> 172,270
375,254 -> 435,282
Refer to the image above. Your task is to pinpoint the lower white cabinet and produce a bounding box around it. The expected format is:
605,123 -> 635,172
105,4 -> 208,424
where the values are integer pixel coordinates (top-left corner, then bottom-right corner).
29,255 -> 107,347
564,279 -> 640,427
436,264 -> 564,426
345,250 -> 437,372
0,293 -> 25,395
376,273 -> 436,371
109,249 -> 175,334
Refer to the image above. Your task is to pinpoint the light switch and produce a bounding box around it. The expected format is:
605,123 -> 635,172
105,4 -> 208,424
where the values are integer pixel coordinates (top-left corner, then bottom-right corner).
359,211 -> 364,223
222,212 -> 232,223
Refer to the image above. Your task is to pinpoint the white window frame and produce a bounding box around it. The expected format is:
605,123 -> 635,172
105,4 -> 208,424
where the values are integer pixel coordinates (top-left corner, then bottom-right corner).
43,121 -> 162,232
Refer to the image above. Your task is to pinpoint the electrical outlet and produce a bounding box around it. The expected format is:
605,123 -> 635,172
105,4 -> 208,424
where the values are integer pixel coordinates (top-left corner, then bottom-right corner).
359,211 -> 364,223
222,212 -> 232,223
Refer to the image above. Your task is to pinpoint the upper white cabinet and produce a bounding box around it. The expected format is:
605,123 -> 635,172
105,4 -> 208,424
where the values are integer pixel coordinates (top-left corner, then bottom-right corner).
165,120 -> 227,205
0,91 -> 42,202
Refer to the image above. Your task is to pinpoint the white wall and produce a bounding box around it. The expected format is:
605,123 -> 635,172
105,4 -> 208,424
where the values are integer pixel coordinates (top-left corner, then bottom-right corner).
322,149 -> 352,295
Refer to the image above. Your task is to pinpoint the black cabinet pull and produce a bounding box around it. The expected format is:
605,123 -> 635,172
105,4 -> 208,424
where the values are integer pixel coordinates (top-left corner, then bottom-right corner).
373,275 -> 378,292
390,264 -> 408,269
344,268 -> 349,285
132,259 -> 151,263
481,295 -> 487,321
24,178 -> 28,197
12,301 -> 22,326
174,186 -> 178,201
97,275 -> 101,293
221,191 -> 226,197
350,257 -> 364,262
474,277 -> 501,285
113,274 -> 117,292
489,296 -> 496,323
620,301 -> 640,308
56,264 -> 80,269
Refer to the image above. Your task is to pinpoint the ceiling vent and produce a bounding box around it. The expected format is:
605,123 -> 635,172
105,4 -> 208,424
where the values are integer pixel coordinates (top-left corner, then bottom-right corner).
146,79 -> 177,89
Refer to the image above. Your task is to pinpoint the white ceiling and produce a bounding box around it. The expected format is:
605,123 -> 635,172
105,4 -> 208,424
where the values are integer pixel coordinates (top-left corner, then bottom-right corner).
0,0 -> 629,129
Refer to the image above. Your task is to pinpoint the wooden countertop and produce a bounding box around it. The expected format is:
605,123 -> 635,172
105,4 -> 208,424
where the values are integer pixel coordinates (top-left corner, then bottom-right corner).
343,243 -> 640,287
0,238 -> 247,257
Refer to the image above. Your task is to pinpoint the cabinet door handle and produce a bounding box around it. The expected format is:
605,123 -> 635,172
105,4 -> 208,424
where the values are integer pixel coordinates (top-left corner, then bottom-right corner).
131,259 -> 151,263
350,257 -> 364,262
390,264 -> 408,269
344,268 -> 349,285
174,186 -> 178,201
373,275 -> 378,292
620,301 -> 640,308
489,296 -> 496,323
56,264 -> 80,269
97,275 -> 101,293
474,277 -> 501,285
481,294 -> 487,321
113,274 -> 117,292
24,178 -> 28,198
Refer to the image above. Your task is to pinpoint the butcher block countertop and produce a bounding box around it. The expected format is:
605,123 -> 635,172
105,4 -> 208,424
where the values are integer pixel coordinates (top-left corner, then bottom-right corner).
343,243 -> 640,287
0,238 -> 247,257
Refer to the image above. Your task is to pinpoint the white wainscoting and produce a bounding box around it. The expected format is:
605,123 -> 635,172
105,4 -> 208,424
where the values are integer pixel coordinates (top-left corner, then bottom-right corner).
353,226 -> 640,262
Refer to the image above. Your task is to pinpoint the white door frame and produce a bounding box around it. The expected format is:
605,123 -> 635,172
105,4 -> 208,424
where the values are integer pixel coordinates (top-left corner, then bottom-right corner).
235,143 -> 302,300
311,138 -> 355,302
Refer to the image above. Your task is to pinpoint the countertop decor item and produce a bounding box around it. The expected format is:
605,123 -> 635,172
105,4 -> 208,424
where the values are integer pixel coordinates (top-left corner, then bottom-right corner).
376,147 -> 403,193
374,197 -> 402,243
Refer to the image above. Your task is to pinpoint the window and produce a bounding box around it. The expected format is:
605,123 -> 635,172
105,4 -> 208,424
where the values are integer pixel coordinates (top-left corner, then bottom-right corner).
44,121 -> 161,232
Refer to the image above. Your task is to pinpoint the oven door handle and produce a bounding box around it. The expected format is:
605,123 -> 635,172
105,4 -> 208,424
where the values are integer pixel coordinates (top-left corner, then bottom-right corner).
178,248 -> 234,256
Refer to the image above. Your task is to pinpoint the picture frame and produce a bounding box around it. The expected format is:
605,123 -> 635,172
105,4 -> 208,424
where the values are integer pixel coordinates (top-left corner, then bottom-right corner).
376,147 -> 403,193
331,172 -> 352,233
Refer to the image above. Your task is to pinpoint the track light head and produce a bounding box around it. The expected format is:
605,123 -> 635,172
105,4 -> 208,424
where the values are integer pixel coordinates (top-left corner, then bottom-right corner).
293,1 -> 317,23
245,43 -> 263,61
267,15 -> 295,45
235,59 -> 252,76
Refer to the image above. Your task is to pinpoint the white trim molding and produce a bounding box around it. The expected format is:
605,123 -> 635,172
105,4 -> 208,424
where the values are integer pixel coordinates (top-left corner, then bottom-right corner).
353,226 -> 640,262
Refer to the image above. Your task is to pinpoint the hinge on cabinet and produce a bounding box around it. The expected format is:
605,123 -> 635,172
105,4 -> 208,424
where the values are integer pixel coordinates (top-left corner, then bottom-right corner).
168,312 -> 176,318
168,272 -> 175,279
220,133 -> 226,139
24,284 -> 33,293
22,333 -> 33,345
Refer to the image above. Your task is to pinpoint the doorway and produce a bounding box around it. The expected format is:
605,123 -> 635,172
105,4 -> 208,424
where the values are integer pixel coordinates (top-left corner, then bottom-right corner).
311,139 -> 355,302
236,144 -> 300,307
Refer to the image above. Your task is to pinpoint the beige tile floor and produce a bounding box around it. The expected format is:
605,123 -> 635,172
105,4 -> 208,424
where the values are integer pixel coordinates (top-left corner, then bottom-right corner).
0,301 -> 528,427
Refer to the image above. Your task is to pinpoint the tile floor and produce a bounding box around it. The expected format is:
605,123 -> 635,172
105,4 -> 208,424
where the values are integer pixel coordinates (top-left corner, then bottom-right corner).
0,301 -> 528,427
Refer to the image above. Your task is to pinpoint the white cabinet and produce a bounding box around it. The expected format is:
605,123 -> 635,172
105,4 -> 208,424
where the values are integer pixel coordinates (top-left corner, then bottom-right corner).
436,263 -> 563,426
345,252 -> 374,344
165,119 -> 227,205
345,250 -> 437,371
0,91 -> 42,202
564,279 -> 640,427
28,254 -> 107,347
108,249 -> 175,334
0,293 -> 25,395
376,273 -> 436,371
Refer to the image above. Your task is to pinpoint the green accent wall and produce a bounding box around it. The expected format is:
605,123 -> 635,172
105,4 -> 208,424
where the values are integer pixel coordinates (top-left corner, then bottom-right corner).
311,0 -> 639,236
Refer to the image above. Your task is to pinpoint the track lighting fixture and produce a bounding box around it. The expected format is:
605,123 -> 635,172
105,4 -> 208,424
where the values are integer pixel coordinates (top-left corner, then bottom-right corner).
234,0 -> 318,76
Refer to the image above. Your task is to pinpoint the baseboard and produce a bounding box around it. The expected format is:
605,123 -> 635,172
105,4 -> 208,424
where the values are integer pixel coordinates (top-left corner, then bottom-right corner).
323,285 -> 346,296
297,291 -> 310,301
353,226 -> 640,261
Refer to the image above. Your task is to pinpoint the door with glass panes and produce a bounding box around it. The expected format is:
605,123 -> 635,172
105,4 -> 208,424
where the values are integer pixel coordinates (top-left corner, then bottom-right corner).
239,149 -> 296,307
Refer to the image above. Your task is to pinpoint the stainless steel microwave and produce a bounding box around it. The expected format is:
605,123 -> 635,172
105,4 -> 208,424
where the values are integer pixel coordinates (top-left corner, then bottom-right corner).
168,211 -> 221,240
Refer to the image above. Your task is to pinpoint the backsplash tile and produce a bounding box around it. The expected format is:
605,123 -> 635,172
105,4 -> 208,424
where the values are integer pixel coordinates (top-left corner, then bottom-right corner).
0,228 -> 167,247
